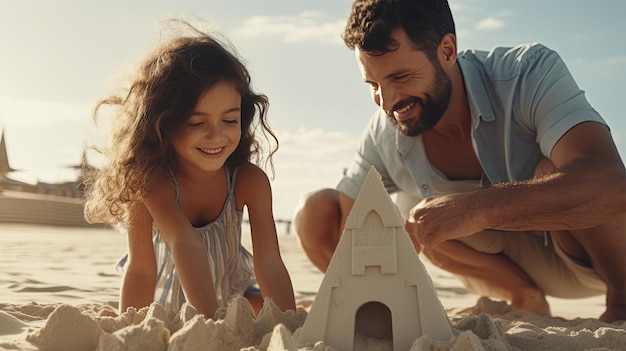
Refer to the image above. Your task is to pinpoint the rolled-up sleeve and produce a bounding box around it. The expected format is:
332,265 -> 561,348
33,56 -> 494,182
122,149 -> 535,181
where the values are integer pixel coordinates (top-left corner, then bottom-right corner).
517,46 -> 606,157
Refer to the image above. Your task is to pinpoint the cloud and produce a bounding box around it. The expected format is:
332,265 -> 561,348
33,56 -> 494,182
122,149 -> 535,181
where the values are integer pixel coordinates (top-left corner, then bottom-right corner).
449,2 -> 482,15
599,56 -> 626,65
264,128 -> 359,220
233,11 -> 345,44
0,99 -> 91,127
475,17 -> 505,31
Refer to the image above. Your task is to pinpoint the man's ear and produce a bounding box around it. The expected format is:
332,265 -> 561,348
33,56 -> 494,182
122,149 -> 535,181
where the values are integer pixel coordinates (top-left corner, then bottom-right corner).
438,33 -> 457,67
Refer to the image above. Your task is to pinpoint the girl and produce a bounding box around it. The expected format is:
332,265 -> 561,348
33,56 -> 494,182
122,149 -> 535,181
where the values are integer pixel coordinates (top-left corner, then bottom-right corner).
84,21 -> 296,318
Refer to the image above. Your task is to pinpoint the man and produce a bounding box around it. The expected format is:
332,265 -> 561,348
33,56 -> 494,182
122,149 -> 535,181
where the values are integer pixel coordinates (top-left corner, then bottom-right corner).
293,0 -> 626,323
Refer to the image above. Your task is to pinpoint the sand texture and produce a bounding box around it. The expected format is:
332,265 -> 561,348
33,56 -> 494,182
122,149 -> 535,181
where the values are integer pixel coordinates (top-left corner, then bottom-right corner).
1,224 -> 624,350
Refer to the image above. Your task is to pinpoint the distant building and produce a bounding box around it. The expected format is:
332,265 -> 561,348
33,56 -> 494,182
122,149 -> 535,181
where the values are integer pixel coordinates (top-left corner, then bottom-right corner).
0,129 -> 88,198
0,129 -> 96,227
0,130 -> 34,193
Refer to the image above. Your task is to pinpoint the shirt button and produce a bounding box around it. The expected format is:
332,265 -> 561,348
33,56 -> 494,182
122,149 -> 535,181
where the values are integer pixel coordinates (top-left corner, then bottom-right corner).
421,184 -> 428,190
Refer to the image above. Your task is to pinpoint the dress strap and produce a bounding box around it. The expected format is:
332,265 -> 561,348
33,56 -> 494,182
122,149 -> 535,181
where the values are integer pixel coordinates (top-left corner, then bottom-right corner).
227,166 -> 238,193
166,165 -> 182,206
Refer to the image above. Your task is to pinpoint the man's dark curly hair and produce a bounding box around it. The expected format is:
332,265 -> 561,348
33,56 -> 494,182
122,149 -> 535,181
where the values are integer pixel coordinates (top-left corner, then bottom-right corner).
342,0 -> 455,57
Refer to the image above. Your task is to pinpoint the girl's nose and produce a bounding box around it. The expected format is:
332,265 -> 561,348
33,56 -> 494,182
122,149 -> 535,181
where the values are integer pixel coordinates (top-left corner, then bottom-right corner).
204,123 -> 223,139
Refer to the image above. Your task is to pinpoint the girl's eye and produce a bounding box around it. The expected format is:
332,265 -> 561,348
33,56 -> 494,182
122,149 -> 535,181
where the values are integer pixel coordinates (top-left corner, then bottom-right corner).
223,119 -> 239,125
186,121 -> 203,127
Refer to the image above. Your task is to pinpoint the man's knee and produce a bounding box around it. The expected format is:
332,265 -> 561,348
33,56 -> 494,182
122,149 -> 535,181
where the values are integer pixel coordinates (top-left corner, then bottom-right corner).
293,188 -> 340,244
533,157 -> 557,178
293,189 -> 342,272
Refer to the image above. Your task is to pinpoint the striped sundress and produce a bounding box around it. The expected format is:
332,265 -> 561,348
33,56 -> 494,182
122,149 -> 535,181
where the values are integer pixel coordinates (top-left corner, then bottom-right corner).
116,167 -> 256,315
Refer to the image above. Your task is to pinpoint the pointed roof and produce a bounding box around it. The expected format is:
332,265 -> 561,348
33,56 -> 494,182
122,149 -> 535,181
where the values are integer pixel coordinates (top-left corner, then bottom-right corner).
344,166 -> 404,229
0,130 -> 17,175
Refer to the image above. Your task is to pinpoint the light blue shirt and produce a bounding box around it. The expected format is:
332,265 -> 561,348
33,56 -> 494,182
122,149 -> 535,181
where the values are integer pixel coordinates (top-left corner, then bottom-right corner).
337,43 -> 606,200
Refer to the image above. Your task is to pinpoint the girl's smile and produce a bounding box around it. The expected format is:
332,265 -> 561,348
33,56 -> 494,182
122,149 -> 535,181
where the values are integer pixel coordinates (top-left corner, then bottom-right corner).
173,80 -> 242,174
198,147 -> 225,156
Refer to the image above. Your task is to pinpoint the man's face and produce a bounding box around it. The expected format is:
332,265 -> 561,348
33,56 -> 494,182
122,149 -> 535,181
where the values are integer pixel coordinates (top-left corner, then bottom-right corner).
356,28 -> 452,136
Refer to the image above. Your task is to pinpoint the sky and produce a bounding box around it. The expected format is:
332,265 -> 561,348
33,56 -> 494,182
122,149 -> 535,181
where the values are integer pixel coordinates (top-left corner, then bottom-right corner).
1,0 -> 625,221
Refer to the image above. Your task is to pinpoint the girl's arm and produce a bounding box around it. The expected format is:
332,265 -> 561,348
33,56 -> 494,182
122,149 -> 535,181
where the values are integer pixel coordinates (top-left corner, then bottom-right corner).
238,163 -> 296,312
143,177 -> 219,318
120,201 -> 157,313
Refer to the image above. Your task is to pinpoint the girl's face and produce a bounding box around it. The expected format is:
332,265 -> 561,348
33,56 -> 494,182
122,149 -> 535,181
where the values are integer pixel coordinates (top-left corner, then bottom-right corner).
172,80 -> 242,175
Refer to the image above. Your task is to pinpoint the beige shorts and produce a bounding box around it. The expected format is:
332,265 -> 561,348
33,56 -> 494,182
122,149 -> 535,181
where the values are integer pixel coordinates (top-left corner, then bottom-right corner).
394,191 -> 606,298
457,230 -> 605,298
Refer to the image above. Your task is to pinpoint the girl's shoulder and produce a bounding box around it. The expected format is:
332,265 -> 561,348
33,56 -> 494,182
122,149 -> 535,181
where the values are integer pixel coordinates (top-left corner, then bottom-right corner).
233,162 -> 272,206
142,169 -> 177,203
234,162 -> 269,185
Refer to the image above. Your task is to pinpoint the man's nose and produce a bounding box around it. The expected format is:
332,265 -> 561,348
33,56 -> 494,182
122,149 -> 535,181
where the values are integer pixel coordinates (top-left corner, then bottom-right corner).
377,85 -> 397,113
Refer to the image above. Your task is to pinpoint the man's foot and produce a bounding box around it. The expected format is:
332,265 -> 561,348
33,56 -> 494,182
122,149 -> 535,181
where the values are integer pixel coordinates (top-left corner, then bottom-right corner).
599,303 -> 626,323
511,288 -> 551,317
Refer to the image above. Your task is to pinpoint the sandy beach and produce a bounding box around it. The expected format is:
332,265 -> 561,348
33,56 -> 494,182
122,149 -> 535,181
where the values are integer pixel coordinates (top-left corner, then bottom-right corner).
0,223 -> 624,350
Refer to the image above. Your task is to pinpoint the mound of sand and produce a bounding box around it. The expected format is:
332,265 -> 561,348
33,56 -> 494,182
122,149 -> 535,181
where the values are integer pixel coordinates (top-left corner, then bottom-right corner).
2,296 -> 624,351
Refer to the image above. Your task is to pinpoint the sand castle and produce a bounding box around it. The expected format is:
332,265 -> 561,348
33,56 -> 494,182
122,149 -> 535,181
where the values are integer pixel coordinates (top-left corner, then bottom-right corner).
298,166 -> 453,350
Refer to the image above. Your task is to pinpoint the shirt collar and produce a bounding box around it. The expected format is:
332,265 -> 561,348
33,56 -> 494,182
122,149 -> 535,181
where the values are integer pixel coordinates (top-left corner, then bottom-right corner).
457,54 -> 495,127
396,54 -> 494,155
397,131 -> 416,156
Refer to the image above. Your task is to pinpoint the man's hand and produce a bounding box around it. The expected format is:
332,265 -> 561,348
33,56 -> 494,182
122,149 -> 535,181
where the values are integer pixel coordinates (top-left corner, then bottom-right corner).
404,192 -> 486,248
404,220 -> 422,254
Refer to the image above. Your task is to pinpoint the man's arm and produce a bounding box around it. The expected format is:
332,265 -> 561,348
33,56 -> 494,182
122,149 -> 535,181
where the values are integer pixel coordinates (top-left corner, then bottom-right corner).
409,121 -> 626,247
491,121 -> 626,230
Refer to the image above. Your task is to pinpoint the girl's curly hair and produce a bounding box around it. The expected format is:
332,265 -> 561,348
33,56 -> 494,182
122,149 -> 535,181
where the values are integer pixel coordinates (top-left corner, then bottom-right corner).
83,20 -> 277,226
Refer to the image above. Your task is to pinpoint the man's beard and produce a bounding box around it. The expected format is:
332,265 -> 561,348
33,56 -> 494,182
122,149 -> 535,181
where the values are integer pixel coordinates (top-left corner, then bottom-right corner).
386,61 -> 452,137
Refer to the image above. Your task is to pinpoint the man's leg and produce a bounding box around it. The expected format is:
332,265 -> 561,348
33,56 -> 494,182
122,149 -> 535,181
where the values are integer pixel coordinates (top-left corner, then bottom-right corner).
535,157 -> 626,322
396,192 -> 551,316
293,189 -> 342,272
422,233 -> 551,316
551,218 -> 626,323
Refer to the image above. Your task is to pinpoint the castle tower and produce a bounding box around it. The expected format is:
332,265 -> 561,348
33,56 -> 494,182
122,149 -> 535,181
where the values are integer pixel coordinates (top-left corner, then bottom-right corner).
298,167 -> 453,350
